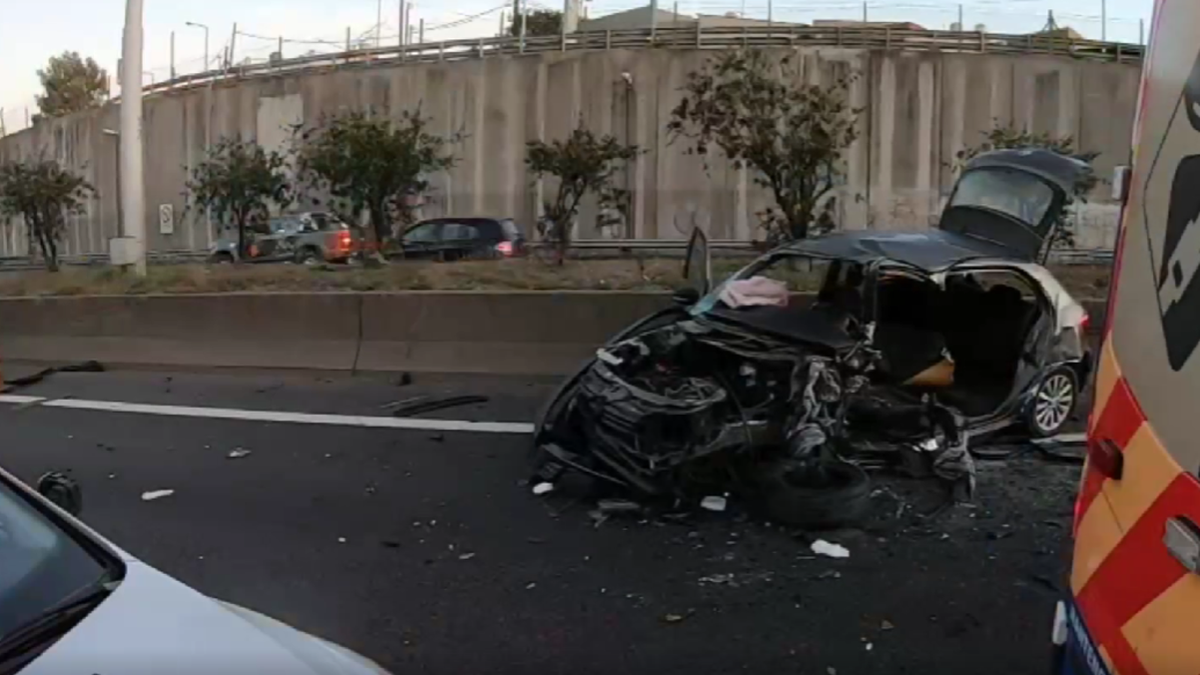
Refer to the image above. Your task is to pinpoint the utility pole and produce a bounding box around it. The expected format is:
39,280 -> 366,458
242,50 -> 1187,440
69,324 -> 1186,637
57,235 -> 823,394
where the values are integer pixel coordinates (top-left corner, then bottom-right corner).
170,31 -> 176,80
958,4 -> 963,30
405,4 -> 413,46
1139,18 -> 1145,45
650,0 -> 658,38
499,10 -> 507,36
519,0 -> 527,51
418,19 -> 425,44
229,23 -> 238,66
1101,0 -> 1107,41
120,0 -> 147,276
399,0 -> 407,45
862,1 -> 867,23
767,0 -> 773,25
377,0 -> 384,47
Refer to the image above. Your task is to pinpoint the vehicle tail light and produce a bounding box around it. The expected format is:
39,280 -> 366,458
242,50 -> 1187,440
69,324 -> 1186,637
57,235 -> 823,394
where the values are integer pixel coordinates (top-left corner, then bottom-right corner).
496,241 -> 514,257
1079,312 -> 1090,332
334,231 -> 353,251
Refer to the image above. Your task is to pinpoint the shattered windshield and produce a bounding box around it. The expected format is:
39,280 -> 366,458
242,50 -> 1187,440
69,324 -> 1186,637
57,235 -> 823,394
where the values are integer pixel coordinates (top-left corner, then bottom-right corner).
949,168 -> 1055,225
693,254 -> 836,315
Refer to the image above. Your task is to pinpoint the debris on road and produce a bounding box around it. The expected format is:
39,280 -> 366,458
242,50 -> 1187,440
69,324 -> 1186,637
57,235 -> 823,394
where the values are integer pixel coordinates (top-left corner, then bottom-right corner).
525,582 -> 537,590
881,619 -> 895,631
597,498 -> 644,516
390,395 -> 490,417
810,539 -> 850,559
141,489 -> 175,502
337,537 -> 347,543
662,613 -> 687,624
531,482 -> 555,496
700,495 -> 727,512
0,360 -> 105,393
227,448 -> 252,459
458,552 -> 477,561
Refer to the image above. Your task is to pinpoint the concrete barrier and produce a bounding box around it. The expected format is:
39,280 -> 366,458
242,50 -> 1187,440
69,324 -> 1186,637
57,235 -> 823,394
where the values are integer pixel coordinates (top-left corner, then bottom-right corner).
0,292 -> 1106,376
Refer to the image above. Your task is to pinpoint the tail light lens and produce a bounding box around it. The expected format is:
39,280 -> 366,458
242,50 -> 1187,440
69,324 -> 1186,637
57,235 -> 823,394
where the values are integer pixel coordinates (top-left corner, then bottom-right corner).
335,231 -> 353,251
496,241 -> 514,257
1079,312 -> 1090,333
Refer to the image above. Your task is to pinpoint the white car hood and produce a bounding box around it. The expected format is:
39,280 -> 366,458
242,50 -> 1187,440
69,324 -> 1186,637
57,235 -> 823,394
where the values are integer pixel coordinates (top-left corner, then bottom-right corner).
21,560 -> 384,675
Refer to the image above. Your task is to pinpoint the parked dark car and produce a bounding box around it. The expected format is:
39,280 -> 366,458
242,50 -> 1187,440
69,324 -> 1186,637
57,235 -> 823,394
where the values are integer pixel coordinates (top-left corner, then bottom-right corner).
398,217 -> 526,261
531,149 -> 1094,510
209,212 -> 359,264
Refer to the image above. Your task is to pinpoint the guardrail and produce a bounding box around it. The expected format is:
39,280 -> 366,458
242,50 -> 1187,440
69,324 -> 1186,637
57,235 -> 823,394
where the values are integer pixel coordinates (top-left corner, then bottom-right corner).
0,241 -> 1113,271
137,25 -> 1143,100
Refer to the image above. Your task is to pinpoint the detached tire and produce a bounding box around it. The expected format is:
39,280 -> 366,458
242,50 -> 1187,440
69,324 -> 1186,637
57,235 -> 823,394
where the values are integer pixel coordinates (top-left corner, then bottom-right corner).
756,460 -> 871,529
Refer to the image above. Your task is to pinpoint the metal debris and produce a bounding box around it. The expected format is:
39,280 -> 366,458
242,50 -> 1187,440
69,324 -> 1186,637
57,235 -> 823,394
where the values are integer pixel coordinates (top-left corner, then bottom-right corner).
700,495 -> 728,512
227,448 -> 252,459
391,395 -> 489,418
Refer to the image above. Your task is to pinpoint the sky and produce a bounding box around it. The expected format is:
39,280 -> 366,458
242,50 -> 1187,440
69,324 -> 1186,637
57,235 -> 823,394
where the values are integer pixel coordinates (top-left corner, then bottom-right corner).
0,0 -> 1155,134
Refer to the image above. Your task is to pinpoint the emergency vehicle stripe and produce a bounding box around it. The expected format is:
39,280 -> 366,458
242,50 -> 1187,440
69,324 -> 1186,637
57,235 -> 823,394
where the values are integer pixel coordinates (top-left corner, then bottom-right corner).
1071,498 -> 1126,593
1078,376 -> 1144,520
1078,474 -> 1200,675
1121,574 -> 1200,675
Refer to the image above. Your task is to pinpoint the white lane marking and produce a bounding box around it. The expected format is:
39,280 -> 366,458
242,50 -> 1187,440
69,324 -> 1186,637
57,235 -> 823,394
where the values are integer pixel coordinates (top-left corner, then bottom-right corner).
0,395 -> 535,434
0,395 -> 47,405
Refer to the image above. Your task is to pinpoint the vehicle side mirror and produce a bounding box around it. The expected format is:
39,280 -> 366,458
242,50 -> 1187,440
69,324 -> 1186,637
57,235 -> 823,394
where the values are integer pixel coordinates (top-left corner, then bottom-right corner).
37,472 -> 82,516
673,286 -> 701,306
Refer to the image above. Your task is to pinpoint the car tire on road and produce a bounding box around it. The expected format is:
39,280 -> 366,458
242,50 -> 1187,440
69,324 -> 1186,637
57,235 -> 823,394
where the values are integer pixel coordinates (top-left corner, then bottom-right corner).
753,459 -> 871,529
294,248 -> 320,266
1026,365 -> 1079,438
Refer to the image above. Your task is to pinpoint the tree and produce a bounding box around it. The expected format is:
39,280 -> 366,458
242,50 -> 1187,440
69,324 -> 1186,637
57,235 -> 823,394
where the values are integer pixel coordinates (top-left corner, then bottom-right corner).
526,123 -> 640,265
955,123 -> 1100,248
509,9 -> 563,36
0,158 -> 95,272
294,108 -> 462,252
35,52 -> 109,120
668,50 -> 861,243
185,137 -> 291,260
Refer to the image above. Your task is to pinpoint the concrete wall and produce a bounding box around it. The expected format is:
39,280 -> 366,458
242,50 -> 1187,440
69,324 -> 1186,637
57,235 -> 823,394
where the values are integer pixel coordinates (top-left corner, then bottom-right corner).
0,47 -> 1140,258
0,291 -> 1107,376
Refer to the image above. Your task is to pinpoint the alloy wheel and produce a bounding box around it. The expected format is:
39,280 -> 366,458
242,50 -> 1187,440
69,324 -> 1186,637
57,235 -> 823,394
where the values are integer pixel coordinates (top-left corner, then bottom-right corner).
1034,372 -> 1075,435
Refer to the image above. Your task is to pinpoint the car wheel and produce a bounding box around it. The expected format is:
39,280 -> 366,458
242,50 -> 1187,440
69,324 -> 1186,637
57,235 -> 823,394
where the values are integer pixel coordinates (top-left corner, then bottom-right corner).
1027,366 -> 1079,438
754,459 -> 871,529
294,248 -> 320,266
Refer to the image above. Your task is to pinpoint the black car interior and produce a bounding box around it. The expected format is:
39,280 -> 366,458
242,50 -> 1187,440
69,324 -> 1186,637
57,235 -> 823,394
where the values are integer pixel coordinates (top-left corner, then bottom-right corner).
867,268 -> 1044,417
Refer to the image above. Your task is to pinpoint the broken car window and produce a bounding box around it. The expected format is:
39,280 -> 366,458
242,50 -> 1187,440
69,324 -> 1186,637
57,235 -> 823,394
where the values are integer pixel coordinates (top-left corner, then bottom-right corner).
950,168 -> 1055,225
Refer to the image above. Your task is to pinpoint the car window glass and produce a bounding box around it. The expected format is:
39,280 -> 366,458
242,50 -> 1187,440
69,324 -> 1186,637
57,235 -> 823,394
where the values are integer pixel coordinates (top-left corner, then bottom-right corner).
310,213 -> 346,231
404,223 -> 441,243
499,219 -> 522,239
950,169 -> 1055,225
0,478 -> 110,640
444,223 -> 481,241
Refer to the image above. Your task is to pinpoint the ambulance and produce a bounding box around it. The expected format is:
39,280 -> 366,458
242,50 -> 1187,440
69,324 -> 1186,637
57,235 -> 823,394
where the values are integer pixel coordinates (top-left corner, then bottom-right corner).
1055,1 -> 1200,673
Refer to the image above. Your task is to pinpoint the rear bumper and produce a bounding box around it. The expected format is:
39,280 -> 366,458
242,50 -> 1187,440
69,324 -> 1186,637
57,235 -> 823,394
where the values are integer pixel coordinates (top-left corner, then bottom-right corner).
1053,599 -> 1113,675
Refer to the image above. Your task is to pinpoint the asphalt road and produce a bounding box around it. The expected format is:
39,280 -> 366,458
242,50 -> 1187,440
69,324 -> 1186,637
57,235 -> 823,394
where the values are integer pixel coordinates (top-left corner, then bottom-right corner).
0,367 -> 1083,675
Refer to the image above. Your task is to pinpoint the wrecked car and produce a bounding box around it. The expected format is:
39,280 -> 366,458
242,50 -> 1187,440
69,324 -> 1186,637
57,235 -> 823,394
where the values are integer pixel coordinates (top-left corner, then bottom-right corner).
531,149 -> 1093,518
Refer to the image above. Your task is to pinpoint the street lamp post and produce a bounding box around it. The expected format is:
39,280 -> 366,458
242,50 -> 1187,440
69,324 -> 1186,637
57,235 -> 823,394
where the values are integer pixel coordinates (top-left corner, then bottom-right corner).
120,0 -> 147,276
185,21 -> 210,72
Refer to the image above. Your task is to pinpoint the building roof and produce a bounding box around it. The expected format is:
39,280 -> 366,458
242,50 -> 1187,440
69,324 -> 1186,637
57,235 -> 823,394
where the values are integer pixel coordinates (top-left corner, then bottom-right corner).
578,6 -> 694,31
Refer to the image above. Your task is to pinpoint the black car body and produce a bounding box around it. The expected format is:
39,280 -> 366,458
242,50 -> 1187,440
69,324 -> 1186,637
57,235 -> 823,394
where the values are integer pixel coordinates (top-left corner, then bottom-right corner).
532,149 -> 1094,500
399,217 -> 526,260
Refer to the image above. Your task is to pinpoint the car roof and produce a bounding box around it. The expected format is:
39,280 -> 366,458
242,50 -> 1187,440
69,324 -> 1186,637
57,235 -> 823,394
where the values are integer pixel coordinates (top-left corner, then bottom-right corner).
779,229 -> 1024,272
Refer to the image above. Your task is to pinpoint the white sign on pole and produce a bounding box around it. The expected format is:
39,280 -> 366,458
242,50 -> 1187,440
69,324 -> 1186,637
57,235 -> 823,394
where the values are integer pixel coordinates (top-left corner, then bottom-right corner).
159,204 -> 174,234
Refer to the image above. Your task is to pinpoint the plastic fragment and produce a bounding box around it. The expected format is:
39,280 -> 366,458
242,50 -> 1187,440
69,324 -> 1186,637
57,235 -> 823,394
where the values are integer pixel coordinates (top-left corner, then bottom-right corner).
811,539 -> 850,559
532,482 -> 555,496
141,489 -> 175,501
700,495 -> 727,512
227,449 -> 252,459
